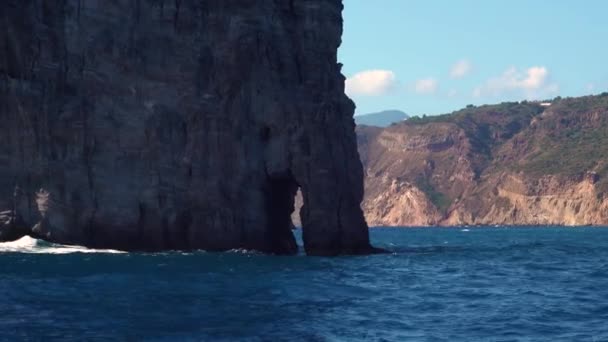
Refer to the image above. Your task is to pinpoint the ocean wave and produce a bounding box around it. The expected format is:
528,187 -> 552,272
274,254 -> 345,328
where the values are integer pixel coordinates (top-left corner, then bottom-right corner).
0,236 -> 125,254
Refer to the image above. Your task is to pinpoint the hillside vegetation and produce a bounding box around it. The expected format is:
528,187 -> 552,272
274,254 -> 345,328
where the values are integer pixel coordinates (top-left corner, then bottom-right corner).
355,93 -> 608,226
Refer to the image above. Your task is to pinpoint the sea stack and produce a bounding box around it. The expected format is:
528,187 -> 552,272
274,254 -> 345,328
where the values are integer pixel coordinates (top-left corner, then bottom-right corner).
0,1 -> 374,255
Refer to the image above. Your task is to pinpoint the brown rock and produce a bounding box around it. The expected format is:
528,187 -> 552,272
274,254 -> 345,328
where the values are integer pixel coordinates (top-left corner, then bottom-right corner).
356,96 -> 608,227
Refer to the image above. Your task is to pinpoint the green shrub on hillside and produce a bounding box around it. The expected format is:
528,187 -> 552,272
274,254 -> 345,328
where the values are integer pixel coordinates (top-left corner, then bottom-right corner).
415,176 -> 451,213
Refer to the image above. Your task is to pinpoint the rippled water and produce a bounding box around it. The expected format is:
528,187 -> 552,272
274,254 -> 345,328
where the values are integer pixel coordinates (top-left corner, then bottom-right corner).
1,227 -> 608,341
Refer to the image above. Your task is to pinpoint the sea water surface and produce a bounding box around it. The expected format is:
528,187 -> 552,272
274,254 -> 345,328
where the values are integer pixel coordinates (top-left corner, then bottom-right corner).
1,227 -> 608,341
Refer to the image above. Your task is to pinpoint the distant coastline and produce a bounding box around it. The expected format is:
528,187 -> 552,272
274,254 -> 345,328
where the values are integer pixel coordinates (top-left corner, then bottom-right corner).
296,94 -> 608,228
367,224 -> 606,228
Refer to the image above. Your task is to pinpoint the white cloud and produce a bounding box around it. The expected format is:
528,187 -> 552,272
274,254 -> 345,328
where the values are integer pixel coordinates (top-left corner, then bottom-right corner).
586,83 -> 595,92
450,60 -> 472,79
520,66 -> 548,89
414,78 -> 438,94
447,89 -> 458,97
345,69 -> 397,96
473,66 -> 558,99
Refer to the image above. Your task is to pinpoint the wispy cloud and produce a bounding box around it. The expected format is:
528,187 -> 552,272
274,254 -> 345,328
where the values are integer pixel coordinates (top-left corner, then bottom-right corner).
414,78 -> 438,94
450,60 -> 472,79
345,69 -> 397,96
473,66 -> 558,99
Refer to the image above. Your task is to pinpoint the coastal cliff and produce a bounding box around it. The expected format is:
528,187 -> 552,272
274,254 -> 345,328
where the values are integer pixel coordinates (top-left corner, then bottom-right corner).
0,0 -> 373,255
355,94 -> 608,226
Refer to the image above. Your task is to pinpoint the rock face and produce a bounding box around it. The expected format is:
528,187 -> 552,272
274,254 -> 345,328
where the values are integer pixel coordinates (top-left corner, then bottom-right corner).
0,0 -> 373,255
354,95 -> 608,226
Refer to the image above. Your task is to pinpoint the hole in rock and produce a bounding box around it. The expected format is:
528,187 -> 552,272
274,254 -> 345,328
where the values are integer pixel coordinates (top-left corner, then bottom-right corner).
265,173 -> 299,254
292,188 -> 303,229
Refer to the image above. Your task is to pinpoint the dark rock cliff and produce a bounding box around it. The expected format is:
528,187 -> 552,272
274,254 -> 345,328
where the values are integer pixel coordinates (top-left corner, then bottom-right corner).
0,0 -> 373,255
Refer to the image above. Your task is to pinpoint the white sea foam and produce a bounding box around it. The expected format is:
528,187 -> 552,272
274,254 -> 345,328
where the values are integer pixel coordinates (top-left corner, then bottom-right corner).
0,236 -> 125,254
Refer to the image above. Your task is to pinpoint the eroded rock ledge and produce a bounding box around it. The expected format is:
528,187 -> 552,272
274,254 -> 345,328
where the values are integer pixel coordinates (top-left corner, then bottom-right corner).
0,0 -> 374,255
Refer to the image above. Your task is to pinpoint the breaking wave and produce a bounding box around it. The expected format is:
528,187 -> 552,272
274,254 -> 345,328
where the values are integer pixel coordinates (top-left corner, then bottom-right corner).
0,236 -> 125,254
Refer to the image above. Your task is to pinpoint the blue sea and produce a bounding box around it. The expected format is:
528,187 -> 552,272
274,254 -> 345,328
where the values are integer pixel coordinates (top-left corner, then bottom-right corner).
1,227 -> 608,341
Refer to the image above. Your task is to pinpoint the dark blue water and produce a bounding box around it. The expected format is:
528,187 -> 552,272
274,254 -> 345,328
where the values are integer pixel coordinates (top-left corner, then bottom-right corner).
1,227 -> 608,341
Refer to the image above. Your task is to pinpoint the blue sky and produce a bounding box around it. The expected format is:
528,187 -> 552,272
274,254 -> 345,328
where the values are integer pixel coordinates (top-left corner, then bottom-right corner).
339,0 -> 608,116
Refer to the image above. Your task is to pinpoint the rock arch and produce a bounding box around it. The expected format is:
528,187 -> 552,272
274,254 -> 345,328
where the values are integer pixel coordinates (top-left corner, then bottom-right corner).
0,0 -> 375,255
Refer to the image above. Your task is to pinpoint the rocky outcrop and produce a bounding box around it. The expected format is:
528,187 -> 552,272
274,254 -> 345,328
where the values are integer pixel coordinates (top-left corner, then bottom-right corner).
0,0 -> 374,255
355,96 -> 608,226
362,178 -> 442,226
444,173 -> 608,226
